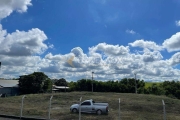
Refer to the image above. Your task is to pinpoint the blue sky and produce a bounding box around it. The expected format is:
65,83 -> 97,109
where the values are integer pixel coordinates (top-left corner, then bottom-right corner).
1,0 -> 180,81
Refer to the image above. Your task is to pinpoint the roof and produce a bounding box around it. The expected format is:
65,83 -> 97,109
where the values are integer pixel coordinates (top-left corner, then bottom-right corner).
0,80 -> 19,87
52,89 -> 59,91
54,86 -> 69,89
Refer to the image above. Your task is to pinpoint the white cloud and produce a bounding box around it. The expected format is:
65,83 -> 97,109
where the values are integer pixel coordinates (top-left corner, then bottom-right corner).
126,29 -> 136,34
163,32 -> 180,52
0,0 -> 32,19
0,0 -> 49,78
0,0 -> 180,82
175,20 -> 180,26
0,1 -> 46,57
169,52 -> 180,66
1,41 -> 180,81
71,47 -> 85,57
0,26 -> 48,56
129,39 -> 163,51
142,49 -> 163,62
45,53 -> 67,61
49,44 -> 54,49
35,42 -> 180,81
89,43 -> 130,56
0,55 -> 41,67
0,55 -> 43,77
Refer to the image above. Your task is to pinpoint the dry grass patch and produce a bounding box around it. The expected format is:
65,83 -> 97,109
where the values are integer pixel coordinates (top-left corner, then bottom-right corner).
0,92 -> 180,120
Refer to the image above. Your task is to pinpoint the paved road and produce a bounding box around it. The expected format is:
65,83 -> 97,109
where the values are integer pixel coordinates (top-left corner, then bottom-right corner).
0,117 -> 18,120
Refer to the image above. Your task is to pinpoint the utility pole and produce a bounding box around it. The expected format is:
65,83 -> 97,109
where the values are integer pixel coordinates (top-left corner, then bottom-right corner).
92,72 -> 94,92
134,73 -> 137,94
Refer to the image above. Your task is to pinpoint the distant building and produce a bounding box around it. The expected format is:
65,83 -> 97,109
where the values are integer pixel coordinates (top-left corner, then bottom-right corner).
0,80 -> 19,97
52,85 -> 69,92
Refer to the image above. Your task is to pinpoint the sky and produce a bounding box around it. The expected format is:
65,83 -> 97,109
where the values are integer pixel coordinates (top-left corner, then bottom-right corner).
1,0 -> 180,82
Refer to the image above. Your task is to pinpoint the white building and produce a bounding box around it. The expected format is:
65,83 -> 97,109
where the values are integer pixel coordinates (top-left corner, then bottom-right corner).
0,80 -> 19,97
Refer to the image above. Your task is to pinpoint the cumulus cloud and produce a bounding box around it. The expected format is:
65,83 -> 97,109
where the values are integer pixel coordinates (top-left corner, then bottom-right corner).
175,20 -> 180,26
0,55 -> 41,66
71,47 -> 85,57
40,42 -> 179,81
163,32 -> 180,52
129,39 -> 163,51
1,0 -> 180,81
0,0 -> 51,78
0,0 -> 32,19
1,41 -> 180,81
89,43 -> 130,56
0,26 -> 48,56
45,53 -> 68,61
142,49 -> 163,62
126,29 -> 136,34
0,55 -> 43,77
40,65 -> 61,73
169,52 -> 180,66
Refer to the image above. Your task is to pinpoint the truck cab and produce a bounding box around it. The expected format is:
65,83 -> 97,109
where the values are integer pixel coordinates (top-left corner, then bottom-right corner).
70,99 -> 109,115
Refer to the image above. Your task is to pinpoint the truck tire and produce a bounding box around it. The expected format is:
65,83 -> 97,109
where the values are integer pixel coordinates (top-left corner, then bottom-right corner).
72,108 -> 78,113
96,110 -> 102,115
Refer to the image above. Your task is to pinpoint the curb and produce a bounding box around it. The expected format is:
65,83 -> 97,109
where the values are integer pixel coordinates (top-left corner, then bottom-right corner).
0,114 -> 47,120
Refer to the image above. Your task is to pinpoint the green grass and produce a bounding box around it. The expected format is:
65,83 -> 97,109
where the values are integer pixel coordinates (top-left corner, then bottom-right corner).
0,92 -> 180,120
145,82 -> 162,88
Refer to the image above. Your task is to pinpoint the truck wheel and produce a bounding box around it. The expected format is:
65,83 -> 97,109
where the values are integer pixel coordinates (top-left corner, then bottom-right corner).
96,110 -> 102,115
72,108 -> 78,113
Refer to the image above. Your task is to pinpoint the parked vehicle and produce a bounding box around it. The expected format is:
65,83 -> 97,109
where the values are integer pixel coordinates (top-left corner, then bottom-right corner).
70,99 -> 109,115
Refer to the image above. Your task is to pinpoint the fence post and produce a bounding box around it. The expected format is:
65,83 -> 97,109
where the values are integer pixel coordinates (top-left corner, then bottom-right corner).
48,95 -> 53,120
119,98 -> 121,120
162,100 -> 166,120
20,95 -> 26,119
79,97 -> 82,120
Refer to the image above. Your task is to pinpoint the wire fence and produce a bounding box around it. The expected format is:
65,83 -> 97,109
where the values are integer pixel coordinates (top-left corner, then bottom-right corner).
0,93 -> 179,120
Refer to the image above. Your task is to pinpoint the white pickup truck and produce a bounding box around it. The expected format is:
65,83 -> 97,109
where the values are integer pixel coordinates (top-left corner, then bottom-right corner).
70,99 -> 109,115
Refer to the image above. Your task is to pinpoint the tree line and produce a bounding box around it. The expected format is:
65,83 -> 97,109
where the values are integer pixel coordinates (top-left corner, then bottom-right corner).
18,72 -> 180,99
68,78 -> 180,99
18,72 -> 68,94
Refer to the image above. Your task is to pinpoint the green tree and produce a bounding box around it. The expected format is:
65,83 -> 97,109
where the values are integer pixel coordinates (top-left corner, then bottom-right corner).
54,78 -> 67,86
19,72 -> 50,94
68,81 -> 77,91
175,90 -> 180,99
43,79 -> 53,92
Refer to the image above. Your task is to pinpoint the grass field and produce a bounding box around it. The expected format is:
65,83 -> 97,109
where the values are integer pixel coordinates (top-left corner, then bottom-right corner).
0,92 -> 180,120
145,82 -> 162,88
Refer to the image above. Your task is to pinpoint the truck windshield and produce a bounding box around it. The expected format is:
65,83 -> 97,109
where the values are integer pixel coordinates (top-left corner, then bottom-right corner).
81,102 -> 91,105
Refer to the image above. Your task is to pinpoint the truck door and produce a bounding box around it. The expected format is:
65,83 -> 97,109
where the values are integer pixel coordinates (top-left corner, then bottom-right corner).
81,101 -> 91,113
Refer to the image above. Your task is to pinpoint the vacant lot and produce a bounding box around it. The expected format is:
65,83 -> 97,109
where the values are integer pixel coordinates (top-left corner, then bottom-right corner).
0,92 -> 180,120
